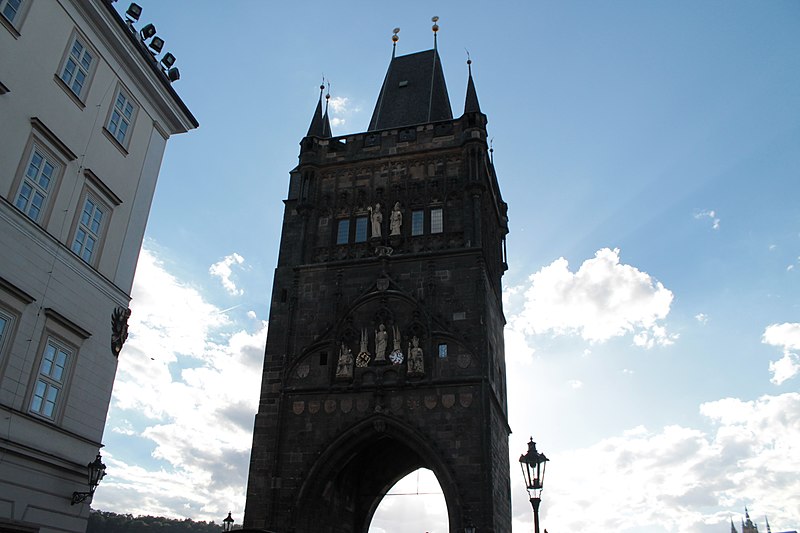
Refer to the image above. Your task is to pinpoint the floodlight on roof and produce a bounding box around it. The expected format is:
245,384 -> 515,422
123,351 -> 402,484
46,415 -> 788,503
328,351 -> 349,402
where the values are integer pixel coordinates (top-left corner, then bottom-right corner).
125,3 -> 142,22
167,67 -> 180,82
148,36 -> 164,54
140,23 -> 156,40
160,53 -> 176,69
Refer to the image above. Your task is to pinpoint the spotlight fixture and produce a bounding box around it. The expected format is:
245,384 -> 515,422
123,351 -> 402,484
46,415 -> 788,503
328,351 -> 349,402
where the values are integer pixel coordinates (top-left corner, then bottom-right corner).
125,3 -> 142,22
167,67 -> 180,82
160,52 -> 176,69
139,23 -> 156,40
148,36 -> 164,54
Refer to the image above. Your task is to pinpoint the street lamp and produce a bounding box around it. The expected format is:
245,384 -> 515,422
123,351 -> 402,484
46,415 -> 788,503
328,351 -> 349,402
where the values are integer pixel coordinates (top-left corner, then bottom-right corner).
71,453 -> 107,505
519,438 -> 549,533
222,511 -> 234,532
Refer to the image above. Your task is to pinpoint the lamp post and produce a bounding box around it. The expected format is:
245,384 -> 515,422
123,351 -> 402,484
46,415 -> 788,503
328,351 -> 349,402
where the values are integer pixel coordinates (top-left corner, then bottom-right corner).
222,511 -> 234,532
519,438 -> 549,533
71,453 -> 107,505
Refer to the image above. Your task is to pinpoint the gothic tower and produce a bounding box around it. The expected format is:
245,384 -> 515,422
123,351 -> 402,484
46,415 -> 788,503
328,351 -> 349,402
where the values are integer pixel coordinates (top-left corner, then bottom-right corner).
244,27 -> 511,533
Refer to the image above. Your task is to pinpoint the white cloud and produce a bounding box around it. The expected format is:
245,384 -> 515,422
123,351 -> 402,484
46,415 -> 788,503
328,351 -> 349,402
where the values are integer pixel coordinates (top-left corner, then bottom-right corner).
510,248 -> 675,346
694,209 -> 720,230
525,393 -> 800,532
762,323 -> 800,384
209,253 -> 246,296
328,95 -> 349,113
695,313 -> 709,324
94,246 -> 267,521
568,379 -> 584,389
330,117 -> 346,128
246,310 -> 257,319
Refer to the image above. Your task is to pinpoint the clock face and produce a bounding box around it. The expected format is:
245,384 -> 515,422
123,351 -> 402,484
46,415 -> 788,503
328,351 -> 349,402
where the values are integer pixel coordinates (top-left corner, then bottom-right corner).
356,352 -> 371,367
389,349 -> 404,365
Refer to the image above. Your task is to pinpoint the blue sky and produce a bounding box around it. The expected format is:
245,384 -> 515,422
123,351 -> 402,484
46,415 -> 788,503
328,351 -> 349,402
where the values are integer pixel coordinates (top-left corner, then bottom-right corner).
92,1 -> 800,531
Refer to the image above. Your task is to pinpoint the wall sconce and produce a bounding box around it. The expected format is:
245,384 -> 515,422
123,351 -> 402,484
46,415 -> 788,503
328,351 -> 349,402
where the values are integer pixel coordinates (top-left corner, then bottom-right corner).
71,453 -> 106,505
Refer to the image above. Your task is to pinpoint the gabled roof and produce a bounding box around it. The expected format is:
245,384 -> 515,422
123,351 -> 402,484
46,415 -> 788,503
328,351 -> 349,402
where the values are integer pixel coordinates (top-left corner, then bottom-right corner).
368,49 -> 453,131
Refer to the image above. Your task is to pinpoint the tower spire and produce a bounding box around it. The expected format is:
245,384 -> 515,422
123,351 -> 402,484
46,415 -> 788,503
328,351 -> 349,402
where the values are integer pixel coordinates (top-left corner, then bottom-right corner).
306,80 -> 327,137
432,16 -> 439,50
392,27 -> 399,58
322,82 -> 332,138
464,52 -> 482,114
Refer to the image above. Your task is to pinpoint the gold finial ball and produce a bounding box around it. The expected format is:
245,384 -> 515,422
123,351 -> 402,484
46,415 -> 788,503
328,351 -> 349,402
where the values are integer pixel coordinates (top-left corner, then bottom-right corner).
320,84 -> 325,91
432,24 -> 439,32
392,34 -> 399,43
432,15 -> 439,32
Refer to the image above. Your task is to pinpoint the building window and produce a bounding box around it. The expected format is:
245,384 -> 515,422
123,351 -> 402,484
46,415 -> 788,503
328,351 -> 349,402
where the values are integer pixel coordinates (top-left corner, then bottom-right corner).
15,147 -> 58,223
0,310 -> 11,358
106,89 -> 136,147
438,343 -> 448,358
71,194 -> 106,264
60,36 -> 93,99
30,338 -> 71,419
431,207 -> 443,234
1,0 -> 21,23
336,219 -> 350,244
354,216 -> 368,243
411,210 -> 424,236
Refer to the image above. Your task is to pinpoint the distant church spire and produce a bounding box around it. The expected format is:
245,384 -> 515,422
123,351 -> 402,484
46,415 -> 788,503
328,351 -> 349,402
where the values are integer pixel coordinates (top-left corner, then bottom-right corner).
464,53 -> 482,114
765,516 -> 771,533
306,81 -> 327,137
732,517 -> 740,533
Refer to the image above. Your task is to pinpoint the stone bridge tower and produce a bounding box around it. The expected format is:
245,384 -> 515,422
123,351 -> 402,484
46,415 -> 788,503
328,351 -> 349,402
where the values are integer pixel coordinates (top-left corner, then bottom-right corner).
244,29 -> 511,533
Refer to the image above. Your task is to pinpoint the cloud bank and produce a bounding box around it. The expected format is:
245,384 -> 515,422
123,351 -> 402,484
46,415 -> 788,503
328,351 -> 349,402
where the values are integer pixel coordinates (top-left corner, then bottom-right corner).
209,253 -> 246,296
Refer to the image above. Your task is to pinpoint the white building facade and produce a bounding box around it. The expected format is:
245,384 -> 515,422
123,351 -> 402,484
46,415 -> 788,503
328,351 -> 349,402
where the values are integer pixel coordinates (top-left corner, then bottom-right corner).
0,1 -> 197,531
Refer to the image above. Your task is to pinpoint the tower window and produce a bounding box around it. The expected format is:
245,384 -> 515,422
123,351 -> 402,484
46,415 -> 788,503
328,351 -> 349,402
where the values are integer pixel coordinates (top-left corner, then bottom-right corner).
336,219 -> 350,244
431,207 -> 443,234
354,216 -> 368,243
60,36 -> 93,99
30,338 -> 71,419
106,88 -> 137,147
411,210 -> 424,236
15,147 -> 58,223
320,352 -> 328,365
71,194 -> 106,264
438,343 -> 448,358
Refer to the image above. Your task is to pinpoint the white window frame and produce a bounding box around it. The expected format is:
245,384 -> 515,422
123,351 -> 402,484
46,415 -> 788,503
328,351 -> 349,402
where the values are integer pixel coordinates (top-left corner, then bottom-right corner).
13,142 -> 64,225
0,0 -> 31,36
56,30 -> 97,104
70,192 -> 109,265
105,86 -> 138,150
30,337 -> 72,420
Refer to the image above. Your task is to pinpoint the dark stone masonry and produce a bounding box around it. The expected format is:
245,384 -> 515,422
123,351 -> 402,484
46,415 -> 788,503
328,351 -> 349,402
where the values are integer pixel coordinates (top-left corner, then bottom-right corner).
244,37 -> 511,533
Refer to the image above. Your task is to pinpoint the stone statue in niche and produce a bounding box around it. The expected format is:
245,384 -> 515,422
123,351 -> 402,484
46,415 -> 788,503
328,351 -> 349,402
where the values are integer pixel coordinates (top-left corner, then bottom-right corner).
368,203 -> 382,238
374,323 -> 388,362
356,328 -> 371,367
389,325 -> 404,365
336,342 -> 354,379
390,202 -> 402,236
407,336 -> 424,376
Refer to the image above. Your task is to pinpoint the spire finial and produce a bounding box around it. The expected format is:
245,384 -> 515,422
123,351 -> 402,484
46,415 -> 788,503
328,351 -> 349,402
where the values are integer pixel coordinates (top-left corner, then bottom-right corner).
490,137 -> 494,164
392,27 -> 400,58
432,16 -> 439,49
325,82 -> 331,113
466,49 -> 472,75
319,77 -> 325,101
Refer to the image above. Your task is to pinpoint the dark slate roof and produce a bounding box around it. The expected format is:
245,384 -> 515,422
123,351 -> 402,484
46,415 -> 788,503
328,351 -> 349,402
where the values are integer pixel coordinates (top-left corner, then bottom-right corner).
368,49 -> 453,131
306,97 -> 326,137
464,64 -> 482,114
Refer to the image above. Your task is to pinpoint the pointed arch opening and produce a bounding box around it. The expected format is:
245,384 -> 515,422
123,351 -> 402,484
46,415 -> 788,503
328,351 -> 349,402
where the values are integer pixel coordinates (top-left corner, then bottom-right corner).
369,468 -> 448,533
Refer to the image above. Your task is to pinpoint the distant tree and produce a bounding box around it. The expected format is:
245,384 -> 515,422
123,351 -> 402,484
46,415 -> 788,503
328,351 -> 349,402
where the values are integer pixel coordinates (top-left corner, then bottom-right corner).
87,509 -> 229,533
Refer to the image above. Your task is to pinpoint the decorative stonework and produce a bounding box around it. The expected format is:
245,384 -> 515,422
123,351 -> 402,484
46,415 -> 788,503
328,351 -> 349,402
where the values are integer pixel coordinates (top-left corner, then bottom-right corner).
292,401 -> 305,415
296,364 -> 310,379
407,336 -> 424,376
111,306 -> 131,357
336,342 -> 354,380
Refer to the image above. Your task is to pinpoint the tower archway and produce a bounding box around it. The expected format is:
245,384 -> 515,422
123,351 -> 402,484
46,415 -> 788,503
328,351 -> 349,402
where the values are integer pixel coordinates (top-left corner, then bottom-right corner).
293,415 -> 461,533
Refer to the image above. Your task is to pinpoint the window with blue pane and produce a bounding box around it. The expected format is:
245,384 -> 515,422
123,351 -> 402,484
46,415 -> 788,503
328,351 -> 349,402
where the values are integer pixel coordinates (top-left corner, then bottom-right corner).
355,216 -> 368,242
1,0 -> 21,23
30,338 -> 71,419
411,210 -> 424,236
438,343 -> 448,358
16,147 -> 57,223
72,195 -> 105,264
431,207 -> 443,234
337,219 -> 350,244
60,37 -> 93,98
107,90 -> 136,146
